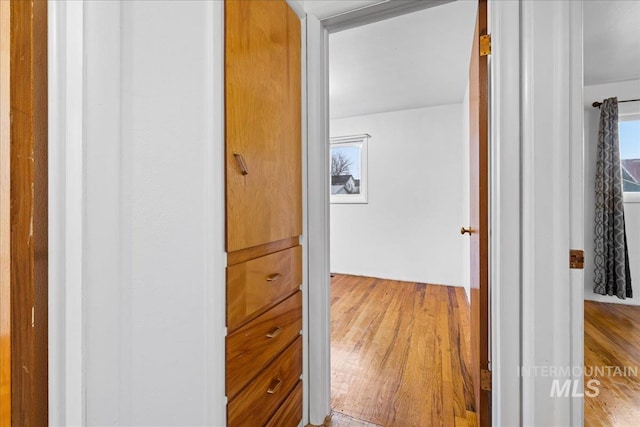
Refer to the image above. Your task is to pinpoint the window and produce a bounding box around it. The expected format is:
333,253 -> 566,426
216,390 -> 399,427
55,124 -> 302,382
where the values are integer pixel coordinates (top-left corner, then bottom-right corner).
330,134 -> 369,204
620,115 -> 640,201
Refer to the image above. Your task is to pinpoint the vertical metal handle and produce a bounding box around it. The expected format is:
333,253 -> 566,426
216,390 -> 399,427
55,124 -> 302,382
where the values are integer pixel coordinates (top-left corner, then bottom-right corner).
267,378 -> 282,394
233,153 -> 249,175
266,327 -> 282,338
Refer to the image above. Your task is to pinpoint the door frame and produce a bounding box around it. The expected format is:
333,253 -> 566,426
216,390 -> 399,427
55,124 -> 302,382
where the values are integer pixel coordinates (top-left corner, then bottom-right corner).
48,2 -> 86,424
304,1 -> 522,424
568,1 -> 584,425
519,1 -> 584,425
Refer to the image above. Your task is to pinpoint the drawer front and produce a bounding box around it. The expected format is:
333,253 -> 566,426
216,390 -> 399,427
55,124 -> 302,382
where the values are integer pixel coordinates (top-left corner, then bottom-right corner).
227,337 -> 303,427
265,380 -> 302,427
226,292 -> 302,399
227,245 -> 302,330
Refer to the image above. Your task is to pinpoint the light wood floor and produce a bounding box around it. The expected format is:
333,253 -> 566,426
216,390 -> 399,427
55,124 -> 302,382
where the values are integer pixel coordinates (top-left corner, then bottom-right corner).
585,301 -> 640,427
327,274 -> 477,427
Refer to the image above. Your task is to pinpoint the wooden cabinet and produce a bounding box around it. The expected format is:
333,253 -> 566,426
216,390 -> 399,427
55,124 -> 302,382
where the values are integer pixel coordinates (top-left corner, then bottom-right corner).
225,0 -> 302,253
226,291 -> 302,399
224,0 -> 303,426
227,246 -> 302,330
227,338 -> 303,427
265,381 -> 303,427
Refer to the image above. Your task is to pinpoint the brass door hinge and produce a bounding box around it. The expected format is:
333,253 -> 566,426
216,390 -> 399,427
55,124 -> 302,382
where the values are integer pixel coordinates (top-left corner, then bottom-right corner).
481,369 -> 492,391
570,249 -> 584,269
480,34 -> 491,56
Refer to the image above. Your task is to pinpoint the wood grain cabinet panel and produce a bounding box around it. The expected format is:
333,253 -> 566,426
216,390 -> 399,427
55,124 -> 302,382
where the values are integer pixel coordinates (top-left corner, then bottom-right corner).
225,0 -> 302,253
226,291 -> 302,400
227,337 -> 303,427
224,0 -> 303,424
265,380 -> 302,427
227,245 -> 301,331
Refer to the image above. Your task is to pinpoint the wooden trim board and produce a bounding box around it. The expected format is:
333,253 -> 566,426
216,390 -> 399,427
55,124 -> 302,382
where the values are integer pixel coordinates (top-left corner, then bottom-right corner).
0,0 -> 12,423
0,1 -> 48,425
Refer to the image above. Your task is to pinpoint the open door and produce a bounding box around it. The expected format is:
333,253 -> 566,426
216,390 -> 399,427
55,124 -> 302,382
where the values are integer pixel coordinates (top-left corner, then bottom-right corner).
466,0 -> 491,425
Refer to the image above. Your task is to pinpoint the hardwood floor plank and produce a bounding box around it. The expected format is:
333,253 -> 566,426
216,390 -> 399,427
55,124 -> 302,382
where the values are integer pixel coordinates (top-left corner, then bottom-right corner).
584,300 -> 640,427
330,274 -> 476,426
317,411 -> 383,427
449,287 -> 476,413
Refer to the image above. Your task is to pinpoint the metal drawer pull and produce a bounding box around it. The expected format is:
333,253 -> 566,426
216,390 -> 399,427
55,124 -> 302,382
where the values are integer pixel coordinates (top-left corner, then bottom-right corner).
267,378 -> 282,394
266,273 -> 281,282
233,153 -> 249,175
266,327 -> 282,338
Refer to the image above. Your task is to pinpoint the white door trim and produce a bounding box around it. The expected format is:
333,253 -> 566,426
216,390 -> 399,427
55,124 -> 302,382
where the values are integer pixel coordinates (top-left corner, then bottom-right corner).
487,1 -> 522,424
569,1 -> 585,425
305,1 -> 523,424
206,2 -> 228,425
519,1 -> 583,425
48,1 -> 86,425
305,14 -> 332,424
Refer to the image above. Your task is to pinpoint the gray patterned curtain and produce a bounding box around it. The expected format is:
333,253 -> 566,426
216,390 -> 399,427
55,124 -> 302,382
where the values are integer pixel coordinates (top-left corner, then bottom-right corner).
594,97 -> 632,299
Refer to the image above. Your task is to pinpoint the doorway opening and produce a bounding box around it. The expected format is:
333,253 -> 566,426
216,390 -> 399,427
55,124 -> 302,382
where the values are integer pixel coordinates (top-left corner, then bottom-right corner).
582,2 -> 640,425
324,2 -> 480,424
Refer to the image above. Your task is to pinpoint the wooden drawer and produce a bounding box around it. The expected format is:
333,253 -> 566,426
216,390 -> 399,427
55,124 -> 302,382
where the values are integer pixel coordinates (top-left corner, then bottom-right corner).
226,291 -> 302,399
227,337 -> 303,427
265,380 -> 302,427
227,245 -> 301,330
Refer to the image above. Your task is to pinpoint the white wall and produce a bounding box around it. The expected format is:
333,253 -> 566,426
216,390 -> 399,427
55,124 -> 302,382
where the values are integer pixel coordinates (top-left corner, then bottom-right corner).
584,79 -> 640,305
330,104 -> 466,288
50,1 -> 226,425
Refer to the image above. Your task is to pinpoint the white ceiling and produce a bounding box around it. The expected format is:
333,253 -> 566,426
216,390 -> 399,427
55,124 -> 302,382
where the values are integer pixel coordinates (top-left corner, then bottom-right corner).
584,1 -> 640,86
328,1 -> 477,119
303,0 -> 384,20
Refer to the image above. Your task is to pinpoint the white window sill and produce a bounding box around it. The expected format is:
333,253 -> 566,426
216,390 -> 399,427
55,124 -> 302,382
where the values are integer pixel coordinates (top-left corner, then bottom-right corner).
624,192 -> 640,203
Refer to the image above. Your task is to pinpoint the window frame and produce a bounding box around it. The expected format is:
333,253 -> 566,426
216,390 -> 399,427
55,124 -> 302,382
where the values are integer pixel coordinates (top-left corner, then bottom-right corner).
620,112 -> 640,203
329,134 -> 369,204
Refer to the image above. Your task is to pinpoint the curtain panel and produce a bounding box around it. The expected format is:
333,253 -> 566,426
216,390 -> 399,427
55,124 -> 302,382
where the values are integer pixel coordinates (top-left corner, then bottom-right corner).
593,97 -> 633,299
